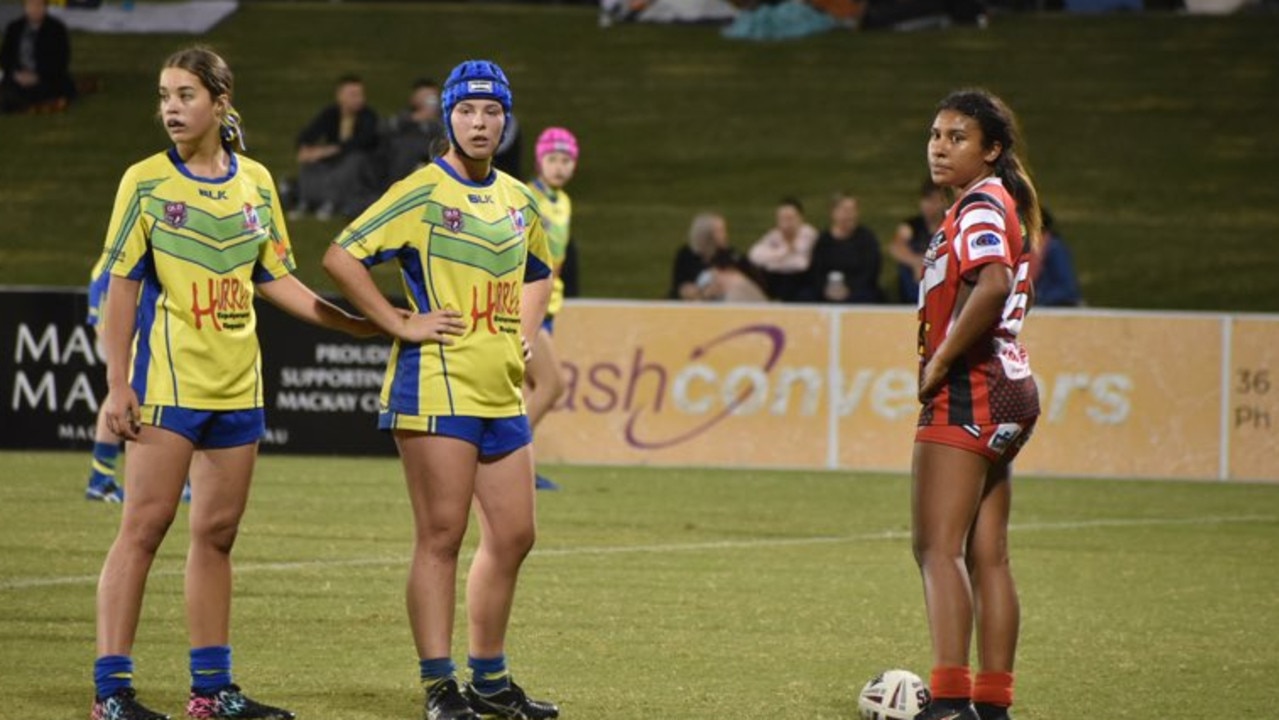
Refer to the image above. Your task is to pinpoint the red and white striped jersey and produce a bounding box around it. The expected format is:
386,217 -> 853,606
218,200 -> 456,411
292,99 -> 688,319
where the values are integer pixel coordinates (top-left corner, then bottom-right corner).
917,176 -> 1040,427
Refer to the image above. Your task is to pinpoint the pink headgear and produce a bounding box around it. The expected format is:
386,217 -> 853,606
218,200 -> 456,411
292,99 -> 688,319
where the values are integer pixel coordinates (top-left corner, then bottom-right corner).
535,127 -> 579,165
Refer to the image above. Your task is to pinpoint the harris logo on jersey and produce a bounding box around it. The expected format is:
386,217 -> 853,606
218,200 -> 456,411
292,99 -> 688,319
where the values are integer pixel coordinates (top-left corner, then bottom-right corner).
164,202 -> 188,228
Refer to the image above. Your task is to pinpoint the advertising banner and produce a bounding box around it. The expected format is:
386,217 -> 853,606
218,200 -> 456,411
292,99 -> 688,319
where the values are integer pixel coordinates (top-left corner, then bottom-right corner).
3,289 -> 1274,480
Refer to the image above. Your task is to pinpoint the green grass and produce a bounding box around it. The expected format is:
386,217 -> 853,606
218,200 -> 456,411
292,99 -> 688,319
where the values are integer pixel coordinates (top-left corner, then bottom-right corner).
2,451 -> 1278,718
0,5 -> 1277,309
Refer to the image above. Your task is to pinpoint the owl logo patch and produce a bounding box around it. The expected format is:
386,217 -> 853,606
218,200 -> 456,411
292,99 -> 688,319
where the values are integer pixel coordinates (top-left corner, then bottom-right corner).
442,207 -> 464,233
164,202 -> 187,228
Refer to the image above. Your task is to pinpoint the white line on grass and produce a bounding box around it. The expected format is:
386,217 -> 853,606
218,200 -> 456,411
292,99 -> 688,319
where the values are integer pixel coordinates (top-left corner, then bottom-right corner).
1,514 -> 1272,592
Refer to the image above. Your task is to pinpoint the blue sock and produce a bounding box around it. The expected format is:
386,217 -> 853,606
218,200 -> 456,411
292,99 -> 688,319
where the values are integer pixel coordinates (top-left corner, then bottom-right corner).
89,442 -> 121,485
468,654 -> 510,695
94,655 -> 133,699
419,657 -> 456,690
190,645 -> 233,692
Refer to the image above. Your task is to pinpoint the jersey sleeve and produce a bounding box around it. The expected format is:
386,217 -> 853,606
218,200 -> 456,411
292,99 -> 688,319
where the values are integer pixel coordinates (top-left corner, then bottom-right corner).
253,167 -> 297,283
955,192 -> 1014,278
523,204 -> 552,283
102,166 -> 151,281
334,181 -> 432,266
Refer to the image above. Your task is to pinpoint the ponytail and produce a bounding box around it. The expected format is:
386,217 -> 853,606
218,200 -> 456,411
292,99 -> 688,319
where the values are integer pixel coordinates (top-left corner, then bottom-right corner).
995,150 -> 1041,253
220,104 -> 246,151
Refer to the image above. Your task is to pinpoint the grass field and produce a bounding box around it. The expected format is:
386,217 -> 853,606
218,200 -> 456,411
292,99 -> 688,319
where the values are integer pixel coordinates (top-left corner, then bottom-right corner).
2,451 -> 1277,719
1,4 -> 1277,310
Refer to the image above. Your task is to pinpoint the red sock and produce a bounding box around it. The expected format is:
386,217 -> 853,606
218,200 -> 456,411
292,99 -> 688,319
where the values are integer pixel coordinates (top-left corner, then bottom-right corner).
930,666 -> 972,700
973,671 -> 1014,707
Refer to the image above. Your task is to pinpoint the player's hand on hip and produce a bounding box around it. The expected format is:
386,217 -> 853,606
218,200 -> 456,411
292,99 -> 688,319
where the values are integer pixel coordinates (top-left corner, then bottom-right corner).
397,309 -> 466,344
919,357 -> 949,404
521,335 -> 532,362
103,387 -> 142,441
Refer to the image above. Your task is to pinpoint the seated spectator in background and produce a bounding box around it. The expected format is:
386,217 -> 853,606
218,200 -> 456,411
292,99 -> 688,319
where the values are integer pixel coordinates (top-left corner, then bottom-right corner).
379,77 -> 446,188
0,0 -> 75,114
1030,207 -> 1084,307
889,177 -> 945,303
747,196 -> 818,302
494,110 -> 522,178
806,192 -> 883,303
670,212 -> 767,302
293,74 -> 380,220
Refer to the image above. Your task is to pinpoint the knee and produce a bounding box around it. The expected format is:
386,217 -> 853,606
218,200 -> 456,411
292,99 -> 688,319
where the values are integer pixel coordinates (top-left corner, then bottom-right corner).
416,520 -> 468,560
912,533 -> 964,570
120,510 -> 177,556
190,513 -> 242,555
488,523 -> 536,564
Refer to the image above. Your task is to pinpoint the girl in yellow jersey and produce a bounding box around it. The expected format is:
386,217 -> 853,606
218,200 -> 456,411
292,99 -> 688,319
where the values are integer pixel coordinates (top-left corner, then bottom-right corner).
92,46 -> 375,720
523,127 -> 579,491
323,60 -> 558,720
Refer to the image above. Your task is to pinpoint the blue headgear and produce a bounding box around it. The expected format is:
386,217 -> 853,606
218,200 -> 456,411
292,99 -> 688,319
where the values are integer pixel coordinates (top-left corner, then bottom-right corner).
441,60 -> 513,147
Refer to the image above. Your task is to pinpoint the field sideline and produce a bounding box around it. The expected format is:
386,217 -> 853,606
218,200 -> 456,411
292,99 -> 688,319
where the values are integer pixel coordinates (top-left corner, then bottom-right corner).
2,451 -> 1277,719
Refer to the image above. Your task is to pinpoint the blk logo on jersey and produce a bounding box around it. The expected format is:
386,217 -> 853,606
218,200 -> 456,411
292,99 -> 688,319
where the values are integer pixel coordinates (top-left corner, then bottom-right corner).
507,207 -> 527,233
468,194 -> 493,204
199,188 -> 228,201
442,207 -> 464,233
164,202 -> 187,228
470,279 -> 520,335
242,203 -> 261,231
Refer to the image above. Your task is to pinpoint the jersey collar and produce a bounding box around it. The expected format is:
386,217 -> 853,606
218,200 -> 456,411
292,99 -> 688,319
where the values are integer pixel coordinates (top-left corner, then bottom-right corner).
434,157 -> 496,189
167,146 -> 239,184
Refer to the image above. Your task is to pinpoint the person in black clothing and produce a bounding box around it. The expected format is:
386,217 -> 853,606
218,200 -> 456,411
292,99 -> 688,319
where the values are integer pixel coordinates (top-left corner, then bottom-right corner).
293,74 -> 380,220
379,77 -> 447,188
669,211 -> 765,302
0,0 -> 75,113
805,192 -> 884,303
889,178 -> 946,303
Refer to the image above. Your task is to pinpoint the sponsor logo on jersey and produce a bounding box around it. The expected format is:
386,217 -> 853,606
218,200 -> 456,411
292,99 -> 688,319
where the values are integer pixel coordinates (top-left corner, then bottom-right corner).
468,194 -> 493,204
199,188 -> 228,201
923,231 -> 945,267
470,279 -> 521,335
190,277 -> 251,332
164,202 -> 187,228
507,207 -> 526,233
973,232 -> 1001,248
988,423 -> 1024,453
242,202 -> 261,231
442,207 -> 464,233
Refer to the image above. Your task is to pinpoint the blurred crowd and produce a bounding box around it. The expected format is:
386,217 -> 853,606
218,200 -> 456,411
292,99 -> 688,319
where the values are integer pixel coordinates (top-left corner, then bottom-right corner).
668,180 -> 1082,306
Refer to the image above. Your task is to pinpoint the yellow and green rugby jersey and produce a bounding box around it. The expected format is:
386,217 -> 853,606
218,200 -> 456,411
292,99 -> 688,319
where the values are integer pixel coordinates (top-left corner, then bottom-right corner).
336,159 -> 552,418
102,148 -> 296,410
526,179 -> 572,317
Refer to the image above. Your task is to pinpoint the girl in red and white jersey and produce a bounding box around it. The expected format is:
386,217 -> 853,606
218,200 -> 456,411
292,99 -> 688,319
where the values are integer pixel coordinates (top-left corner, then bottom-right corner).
910,89 -> 1043,720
